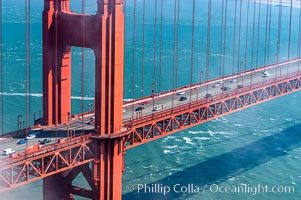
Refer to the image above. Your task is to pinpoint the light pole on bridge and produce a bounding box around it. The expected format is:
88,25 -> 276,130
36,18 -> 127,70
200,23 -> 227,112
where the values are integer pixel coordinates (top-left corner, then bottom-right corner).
17,114 -> 22,133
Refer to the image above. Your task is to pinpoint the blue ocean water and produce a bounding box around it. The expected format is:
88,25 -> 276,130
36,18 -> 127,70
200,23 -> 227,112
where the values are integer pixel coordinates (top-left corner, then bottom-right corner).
1,0 -> 301,199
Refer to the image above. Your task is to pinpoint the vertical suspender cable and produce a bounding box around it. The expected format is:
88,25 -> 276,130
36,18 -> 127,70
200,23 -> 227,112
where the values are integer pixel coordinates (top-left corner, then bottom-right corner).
219,0 -> 224,77
81,0 -> 85,135
206,0 -> 211,95
222,0 -> 228,77
153,0 -> 157,85
131,0 -> 136,120
264,0 -> 269,66
267,0 -> 272,64
141,0 -> 145,97
54,0 -> 58,139
189,0 -> 196,103
25,0 -> 30,137
175,0 -> 180,88
277,0 -> 282,76
237,0 -> 242,73
171,0 -> 177,108
0,0 -> 3,134
287,0 -> 293,76
250,1 -> 257,85
231,0 -> 237,74
159,0 -> 163,92
251,1 -> 256,69
255,0 -> 261,68
298,0 -> 301,73
244,0 -> 250,71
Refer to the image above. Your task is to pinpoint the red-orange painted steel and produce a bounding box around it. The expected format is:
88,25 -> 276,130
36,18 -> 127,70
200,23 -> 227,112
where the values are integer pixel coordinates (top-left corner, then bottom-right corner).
124,72 -> 301,149
41,0 -> 125,199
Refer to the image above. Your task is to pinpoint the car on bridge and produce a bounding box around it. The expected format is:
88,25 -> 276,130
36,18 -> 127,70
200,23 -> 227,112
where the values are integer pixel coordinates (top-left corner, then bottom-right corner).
141,101 -> 149,105
205,93 -> 212,98
153,106 -> 161,111
221,86 -> 231,91
40,139 -> 51,145
179,96 -> 188,101
3,148 -> 15,156
213,83 -> 220,87
262,70 -> 270,77
230,79 -> 237,83
177,91 -> 185,95
26,134 -> 36,140
17,139 -> 27,145
135,106 -> 144,112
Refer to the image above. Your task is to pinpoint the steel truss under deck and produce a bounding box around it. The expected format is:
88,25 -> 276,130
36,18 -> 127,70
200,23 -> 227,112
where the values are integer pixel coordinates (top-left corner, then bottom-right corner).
124,72 -> 301,149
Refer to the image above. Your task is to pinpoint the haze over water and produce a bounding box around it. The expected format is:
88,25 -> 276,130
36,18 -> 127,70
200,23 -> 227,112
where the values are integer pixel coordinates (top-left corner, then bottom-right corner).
1,0 -> 301,199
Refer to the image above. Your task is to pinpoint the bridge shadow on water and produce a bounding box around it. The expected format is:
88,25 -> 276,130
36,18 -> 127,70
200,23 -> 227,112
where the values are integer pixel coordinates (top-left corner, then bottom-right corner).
122,124 -> 301,200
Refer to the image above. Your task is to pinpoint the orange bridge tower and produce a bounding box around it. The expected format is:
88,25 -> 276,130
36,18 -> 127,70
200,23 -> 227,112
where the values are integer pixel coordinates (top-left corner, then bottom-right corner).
42,0 -> 124,199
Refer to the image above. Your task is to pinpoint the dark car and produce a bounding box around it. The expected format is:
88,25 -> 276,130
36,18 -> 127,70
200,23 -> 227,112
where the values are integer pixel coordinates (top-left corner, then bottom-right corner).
179,96 -> 188,101
17,139 -> 27,145
237,85 -> 243,89
135,106 -> 144,112
205,93 -> 212,98
40,139 -> 51,145
221,86 -> 231,91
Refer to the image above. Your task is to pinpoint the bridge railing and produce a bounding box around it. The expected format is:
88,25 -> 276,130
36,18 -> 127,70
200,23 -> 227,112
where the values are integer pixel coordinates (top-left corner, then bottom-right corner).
125,70 -> 300,127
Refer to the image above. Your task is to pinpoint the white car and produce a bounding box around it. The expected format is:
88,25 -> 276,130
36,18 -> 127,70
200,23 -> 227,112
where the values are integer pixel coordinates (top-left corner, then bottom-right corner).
213,83 -> 220,87
230,79 -> 237,83
177,91 -> 185,95
262,71 -> 270,77
153,106 -> 161,111
26,134 -> 36,140
3,148 -> 15,156
122,109 -> 126,113
217,80 -> 223,84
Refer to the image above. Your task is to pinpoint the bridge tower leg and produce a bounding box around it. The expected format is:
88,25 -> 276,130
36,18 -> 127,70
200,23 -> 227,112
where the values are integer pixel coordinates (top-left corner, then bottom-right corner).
42,0 -> 125,199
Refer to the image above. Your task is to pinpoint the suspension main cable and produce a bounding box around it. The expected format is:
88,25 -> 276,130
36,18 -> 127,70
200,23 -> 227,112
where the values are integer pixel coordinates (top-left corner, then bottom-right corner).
237,0 -> 242,73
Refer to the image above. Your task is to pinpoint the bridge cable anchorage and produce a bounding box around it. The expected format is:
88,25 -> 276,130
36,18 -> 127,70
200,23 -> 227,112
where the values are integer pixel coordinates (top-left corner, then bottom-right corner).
298,0 -> 301,74
219,0 -> 225,78
159,0 -> 163,92
0,0 -> 3,135
141,0 -> 145,97
231,0 -> 237,75
287,0 -> 293,78
81,0 -> 85,136
255,0 -> 261,69
205,0 -> 211,96
244,0 -> 250,72
189,0 -> 196,104
131,0 -> 137,121
25,0 -> 31,149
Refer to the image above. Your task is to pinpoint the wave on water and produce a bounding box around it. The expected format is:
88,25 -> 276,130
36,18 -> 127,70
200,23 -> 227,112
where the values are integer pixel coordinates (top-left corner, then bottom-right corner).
0,92 -> 94,100
183,137 -> 195,145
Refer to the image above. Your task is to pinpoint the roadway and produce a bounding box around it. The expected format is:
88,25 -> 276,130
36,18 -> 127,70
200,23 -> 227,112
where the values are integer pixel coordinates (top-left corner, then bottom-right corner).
1,58 -> 301,160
